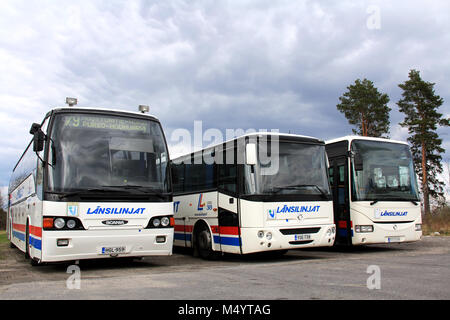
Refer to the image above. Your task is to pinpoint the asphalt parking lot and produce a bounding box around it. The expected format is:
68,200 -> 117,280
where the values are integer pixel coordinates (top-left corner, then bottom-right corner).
0,236 -> 449,300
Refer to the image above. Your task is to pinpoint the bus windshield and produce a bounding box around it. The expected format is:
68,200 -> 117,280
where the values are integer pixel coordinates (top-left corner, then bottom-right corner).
46,113 -> 170,194
245,141 -> 331,197
351,140 -> 419,201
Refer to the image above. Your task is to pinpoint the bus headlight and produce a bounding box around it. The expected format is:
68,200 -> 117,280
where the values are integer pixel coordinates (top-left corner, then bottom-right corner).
161,217 -> 170,227
54,218 -> 65,229
257,231 -> 264,238
415,224 -> 422,231
145,216 -> 174,229
355,225 -> 373,233
66,219 -> 76,229
266,232 -> 272,240
152,218 -> 161,227
43,217 -> 85,230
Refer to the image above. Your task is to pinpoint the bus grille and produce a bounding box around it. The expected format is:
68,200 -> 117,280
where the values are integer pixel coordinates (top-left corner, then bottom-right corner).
279,227 -> 320,235
289,240 -> 314,245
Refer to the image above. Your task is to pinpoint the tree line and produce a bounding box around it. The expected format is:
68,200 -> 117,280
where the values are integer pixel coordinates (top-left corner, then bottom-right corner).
337,69 -> 449,215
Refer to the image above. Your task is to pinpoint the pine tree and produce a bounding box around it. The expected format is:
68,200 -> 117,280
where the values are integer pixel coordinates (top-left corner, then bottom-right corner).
397,69 -> 450,214
337,78 -> 391,137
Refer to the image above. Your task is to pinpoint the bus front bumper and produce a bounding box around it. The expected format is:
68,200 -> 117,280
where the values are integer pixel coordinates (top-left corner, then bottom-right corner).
41,228 -> 173,262
240,224 -> 336,254
352,222 -> 422,245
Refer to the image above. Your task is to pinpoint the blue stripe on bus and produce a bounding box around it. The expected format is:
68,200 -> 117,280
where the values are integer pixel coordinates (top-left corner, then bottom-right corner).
29,236 -> 42,250
13,230 -> 25,241
174,233 -> 184,240
213,235 -> 240,247
174,232 -> 192,242
338,229 -> 354,237
175,232 -> 239,246
12,231 -> 42,250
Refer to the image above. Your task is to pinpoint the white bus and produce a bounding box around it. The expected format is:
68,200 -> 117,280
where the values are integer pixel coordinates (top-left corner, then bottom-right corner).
7,102 -> 174,265
325,136 -> 422,246
171,133 -> 336,259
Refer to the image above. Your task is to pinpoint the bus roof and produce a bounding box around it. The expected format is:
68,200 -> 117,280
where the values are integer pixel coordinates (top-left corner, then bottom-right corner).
172,132 -> 324,161
46,106 -> 160,122
325,135 -> 409,146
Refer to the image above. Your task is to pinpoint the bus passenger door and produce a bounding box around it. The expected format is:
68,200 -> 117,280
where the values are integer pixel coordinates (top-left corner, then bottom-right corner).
217,160 -> 241,253
330,157 -> 351,245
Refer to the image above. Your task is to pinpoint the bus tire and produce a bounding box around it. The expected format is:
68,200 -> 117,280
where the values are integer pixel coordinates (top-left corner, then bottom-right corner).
10,241 -> 15,249
196,228 -> 220,260
25,224 -> 31,260
25,224 -> 40,266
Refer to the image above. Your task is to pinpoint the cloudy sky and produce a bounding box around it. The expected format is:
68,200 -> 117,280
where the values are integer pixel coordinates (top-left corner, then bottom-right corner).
1,0 -> 449,198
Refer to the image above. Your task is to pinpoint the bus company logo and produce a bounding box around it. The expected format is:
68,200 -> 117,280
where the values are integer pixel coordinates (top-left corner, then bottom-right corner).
174,201 -> 180,213
275,205 -> 321,214
375,209 -> 408,218
197,194 -> 206,211
86,206 -> 146,215
102,220 -> 128,226
68,205 -> 78,217
268,209 -> 276,219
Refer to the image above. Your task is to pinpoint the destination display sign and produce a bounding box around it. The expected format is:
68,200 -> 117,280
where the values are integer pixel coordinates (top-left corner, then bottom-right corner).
62,115 -> 149,133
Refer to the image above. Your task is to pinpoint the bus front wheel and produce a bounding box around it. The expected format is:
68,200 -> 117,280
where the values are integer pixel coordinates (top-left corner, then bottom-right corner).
195,228 -> 220,260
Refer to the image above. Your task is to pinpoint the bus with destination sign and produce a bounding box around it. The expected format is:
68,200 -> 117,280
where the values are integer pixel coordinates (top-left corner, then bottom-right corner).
171,133 -> 336,259
325,136 -> 422,246
7,100 -> 174,265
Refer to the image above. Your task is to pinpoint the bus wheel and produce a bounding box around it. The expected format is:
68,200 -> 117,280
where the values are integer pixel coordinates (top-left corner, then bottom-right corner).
25,225 -> 40,266
25,225 -> 31,259
196,228 -> 220,260
30,258 -> 40,266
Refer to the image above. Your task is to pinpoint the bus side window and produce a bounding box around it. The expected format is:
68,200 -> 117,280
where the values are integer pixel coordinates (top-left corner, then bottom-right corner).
329,167 -> 334,186
172,163 -> 184,193
338,165 -> 345,205
218,148 -> 237,194
218,164 -> 237,194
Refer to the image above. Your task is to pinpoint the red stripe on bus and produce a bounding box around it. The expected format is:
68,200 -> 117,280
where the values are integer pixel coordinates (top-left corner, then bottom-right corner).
174,224 -> 239,236
12,223 -> 26,232
30,226 -> 42,238
338,220 -> 347,228
218,226 -> 240,235
174,225 -> 193,233
12,223 -> 42,237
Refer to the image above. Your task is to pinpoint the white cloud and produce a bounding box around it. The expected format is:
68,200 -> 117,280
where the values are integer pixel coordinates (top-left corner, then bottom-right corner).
0,0 -> 449,193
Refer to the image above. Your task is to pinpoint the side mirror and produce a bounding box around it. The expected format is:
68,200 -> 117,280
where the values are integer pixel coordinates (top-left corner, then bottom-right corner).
354,152 -> 363,171
30,123 -> 45,152
245,143 -> 257,166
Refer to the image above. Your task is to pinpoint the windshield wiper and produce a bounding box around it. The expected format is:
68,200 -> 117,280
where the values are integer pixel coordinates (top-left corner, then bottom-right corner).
369,197 -> 420,206
57,187 -> 131,199
272,184 -> 329,199
102,185 -> 169,199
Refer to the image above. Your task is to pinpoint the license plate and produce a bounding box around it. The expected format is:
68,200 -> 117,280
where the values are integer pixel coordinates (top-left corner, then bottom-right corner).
294,234 -> 312,241
387,237 -> 401,243
101,246 -> 126,254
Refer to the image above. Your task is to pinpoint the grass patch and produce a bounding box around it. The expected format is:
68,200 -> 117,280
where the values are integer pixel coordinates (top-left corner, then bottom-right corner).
0,231 -> 8,260
422,206 -> 450,236
0,231 -> 8,244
